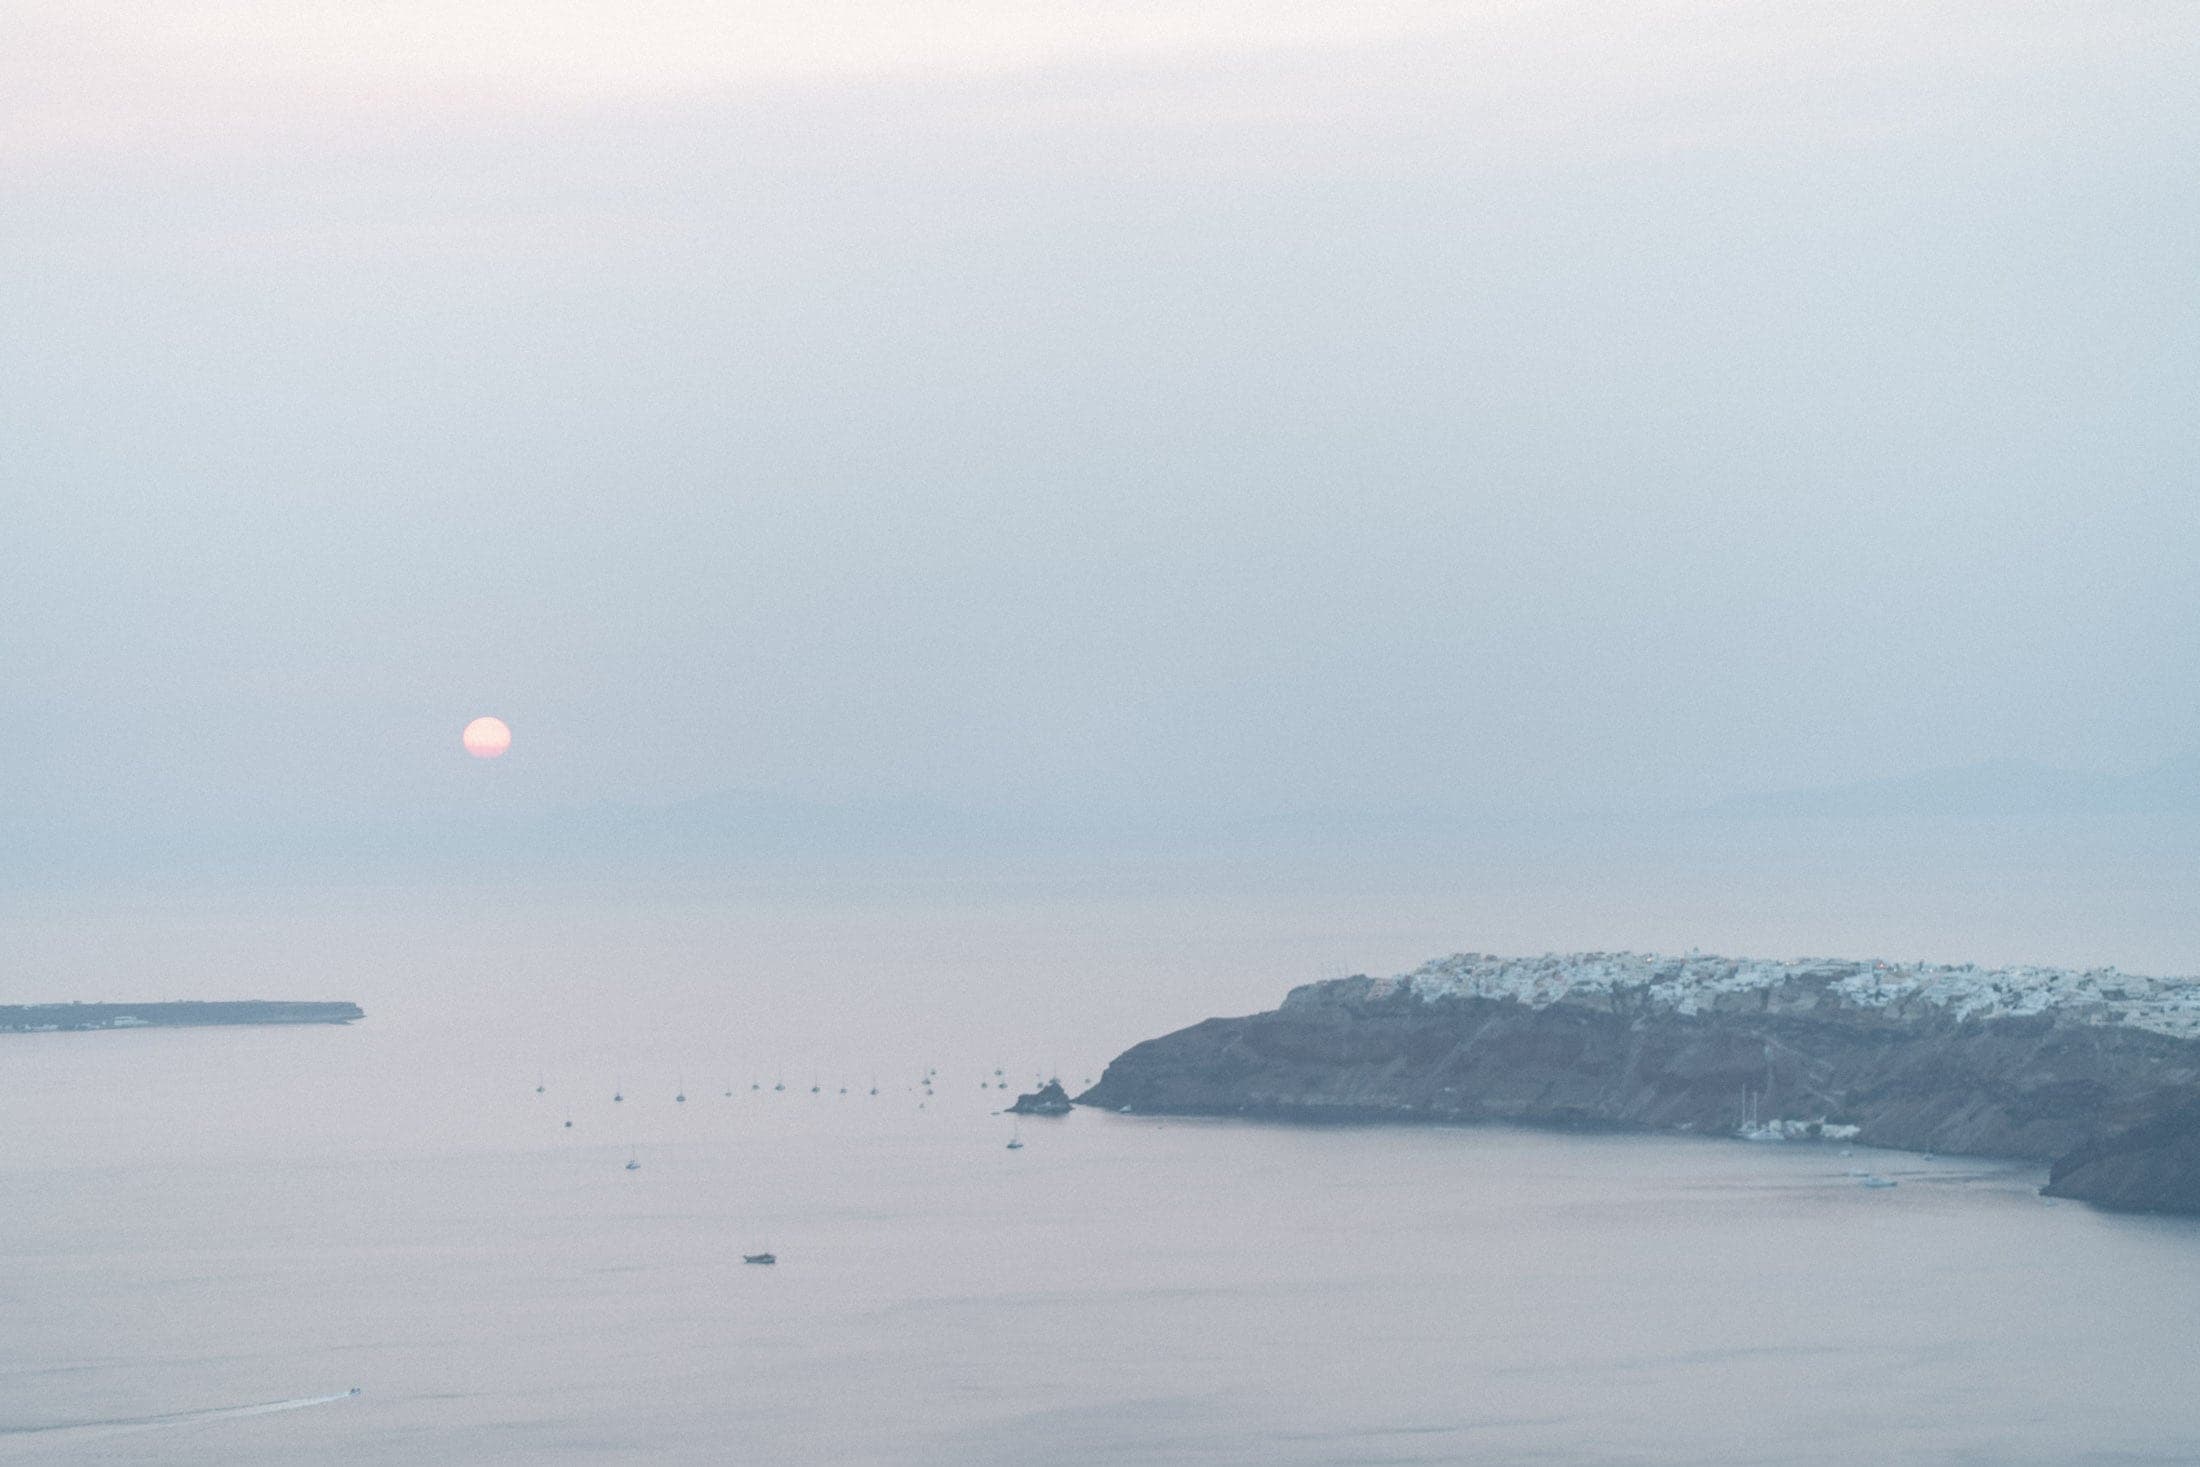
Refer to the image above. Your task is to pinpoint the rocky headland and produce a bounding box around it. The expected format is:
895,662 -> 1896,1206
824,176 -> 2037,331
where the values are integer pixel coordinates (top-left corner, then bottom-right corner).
1077,952 -> 2200,1214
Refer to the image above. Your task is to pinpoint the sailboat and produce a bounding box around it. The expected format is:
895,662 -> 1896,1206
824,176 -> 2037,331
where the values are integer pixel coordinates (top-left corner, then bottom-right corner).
624,1157 -> 641,1171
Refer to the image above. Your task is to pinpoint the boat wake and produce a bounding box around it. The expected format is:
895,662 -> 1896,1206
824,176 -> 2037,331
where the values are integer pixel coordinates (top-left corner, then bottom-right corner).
0,1388 -> 360,1442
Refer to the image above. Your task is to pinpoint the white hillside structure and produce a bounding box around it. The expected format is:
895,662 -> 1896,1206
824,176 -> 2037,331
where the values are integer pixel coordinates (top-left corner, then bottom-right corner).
1381,952 -> 2200,1040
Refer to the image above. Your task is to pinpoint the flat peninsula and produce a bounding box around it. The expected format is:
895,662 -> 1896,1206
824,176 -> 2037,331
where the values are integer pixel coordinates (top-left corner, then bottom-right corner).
0,1001 -> 364,1033
1079,951 -> 2200,1216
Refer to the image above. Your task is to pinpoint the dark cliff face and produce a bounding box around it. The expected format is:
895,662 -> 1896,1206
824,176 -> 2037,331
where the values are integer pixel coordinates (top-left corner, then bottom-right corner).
1077,980 -> 2200,1214
2045,1097 -> 2200,1212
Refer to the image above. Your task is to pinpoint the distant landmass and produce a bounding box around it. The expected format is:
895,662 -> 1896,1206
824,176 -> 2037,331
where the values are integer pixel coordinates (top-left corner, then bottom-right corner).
1699,753 -> 2200,820
0,1001 -> 364,1033
1080,952 -> 2200,1215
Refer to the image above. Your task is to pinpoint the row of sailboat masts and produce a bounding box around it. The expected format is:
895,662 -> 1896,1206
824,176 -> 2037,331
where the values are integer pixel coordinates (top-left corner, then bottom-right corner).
531,1072 -> 896,1101
1740,1053 -> 1781,1130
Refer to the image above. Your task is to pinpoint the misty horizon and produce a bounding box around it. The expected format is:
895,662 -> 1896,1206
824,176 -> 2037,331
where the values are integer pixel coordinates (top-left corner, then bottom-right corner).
9,2 -> 2198,890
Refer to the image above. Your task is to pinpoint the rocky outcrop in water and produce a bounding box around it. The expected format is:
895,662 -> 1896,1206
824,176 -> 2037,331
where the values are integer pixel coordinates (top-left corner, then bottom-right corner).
1008,1079 -> 1073,1116
1078,953 -> 2200,1215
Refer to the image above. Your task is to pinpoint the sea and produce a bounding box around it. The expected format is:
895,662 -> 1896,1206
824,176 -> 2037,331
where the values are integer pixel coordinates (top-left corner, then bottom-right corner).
8,828 -> 2200,1464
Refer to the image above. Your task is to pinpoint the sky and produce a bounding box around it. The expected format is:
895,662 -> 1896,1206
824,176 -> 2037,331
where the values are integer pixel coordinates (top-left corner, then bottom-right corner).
5,1 -> 2198,873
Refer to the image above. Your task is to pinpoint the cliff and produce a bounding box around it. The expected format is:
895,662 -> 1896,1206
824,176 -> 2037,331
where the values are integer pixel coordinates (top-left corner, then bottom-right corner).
1078,952 -> 2200,1214
2045,1095 -> 2200,1212
0,1001 -> 364,1033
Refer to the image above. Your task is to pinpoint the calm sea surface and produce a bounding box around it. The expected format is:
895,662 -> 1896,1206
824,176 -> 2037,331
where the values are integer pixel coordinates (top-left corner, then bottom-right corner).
8,845 -> 2200,1464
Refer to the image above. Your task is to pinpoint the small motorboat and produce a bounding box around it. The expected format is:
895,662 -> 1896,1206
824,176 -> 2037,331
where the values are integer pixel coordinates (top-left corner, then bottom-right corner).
743,1253 -> 776,1265
1859,1174 -> 1898,1189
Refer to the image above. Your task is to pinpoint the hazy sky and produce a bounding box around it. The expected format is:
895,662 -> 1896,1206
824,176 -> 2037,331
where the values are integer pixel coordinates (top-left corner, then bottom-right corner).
7,2 -> 2197,855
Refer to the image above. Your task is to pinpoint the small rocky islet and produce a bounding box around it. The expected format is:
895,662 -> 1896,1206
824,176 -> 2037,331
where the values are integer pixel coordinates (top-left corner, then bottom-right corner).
1076,951 -> 2200,1215
1007,1079 -> 1073,1116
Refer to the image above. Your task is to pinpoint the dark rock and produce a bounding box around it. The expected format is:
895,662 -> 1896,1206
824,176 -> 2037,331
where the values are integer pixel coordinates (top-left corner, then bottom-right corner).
2045,1093 -> 2200,1212
1008,1079 -> 1073,1116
